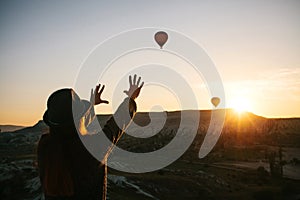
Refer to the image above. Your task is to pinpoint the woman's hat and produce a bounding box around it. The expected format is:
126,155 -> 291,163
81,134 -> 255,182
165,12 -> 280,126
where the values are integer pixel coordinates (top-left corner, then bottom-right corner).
43,89 -> 92,130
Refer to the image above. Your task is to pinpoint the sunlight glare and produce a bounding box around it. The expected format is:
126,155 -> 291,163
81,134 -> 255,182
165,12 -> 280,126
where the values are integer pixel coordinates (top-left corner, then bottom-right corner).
229,97 -> 252,113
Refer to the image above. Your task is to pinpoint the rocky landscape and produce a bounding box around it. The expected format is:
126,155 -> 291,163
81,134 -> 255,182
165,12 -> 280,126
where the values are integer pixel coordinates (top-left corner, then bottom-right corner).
1,109 -> 300,199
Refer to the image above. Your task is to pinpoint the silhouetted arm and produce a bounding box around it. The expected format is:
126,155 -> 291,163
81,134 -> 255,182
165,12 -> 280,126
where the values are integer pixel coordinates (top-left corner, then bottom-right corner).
81,75 -> 143,161
102,97 -> 136,144
102,74 -> 143,144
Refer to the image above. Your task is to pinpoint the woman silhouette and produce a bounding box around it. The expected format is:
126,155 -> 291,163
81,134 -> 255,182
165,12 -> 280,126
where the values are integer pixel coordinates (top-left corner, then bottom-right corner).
38,75 -> 144,200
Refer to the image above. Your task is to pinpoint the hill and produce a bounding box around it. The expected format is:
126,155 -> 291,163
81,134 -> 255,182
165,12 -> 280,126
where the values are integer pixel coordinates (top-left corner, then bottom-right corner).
0,125 -> 24,133
111,109 -> 300,155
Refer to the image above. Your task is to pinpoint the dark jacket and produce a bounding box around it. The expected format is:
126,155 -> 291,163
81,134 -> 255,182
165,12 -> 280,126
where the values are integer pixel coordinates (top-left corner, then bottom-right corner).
38,97 -> 136,200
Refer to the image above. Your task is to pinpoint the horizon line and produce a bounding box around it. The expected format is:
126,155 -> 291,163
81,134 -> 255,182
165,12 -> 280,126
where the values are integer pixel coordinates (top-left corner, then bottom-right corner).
2,108 -> 300,127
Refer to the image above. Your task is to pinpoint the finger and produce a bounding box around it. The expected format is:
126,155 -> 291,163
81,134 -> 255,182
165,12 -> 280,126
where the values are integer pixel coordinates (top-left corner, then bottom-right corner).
100,85 -> 105,94
90,88 -> 93,99
129,75 -> 132,86
123,90 -> 129,95
90,88 -> 95,103
137,76 -> 141,86
95,84 -> 100,93
139,81 -> 144,88
101,100 -> 109,104
133,74 -> 137,85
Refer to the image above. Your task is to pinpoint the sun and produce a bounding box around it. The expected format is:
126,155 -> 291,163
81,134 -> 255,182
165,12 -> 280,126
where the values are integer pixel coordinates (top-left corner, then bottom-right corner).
228,97 -> 252,114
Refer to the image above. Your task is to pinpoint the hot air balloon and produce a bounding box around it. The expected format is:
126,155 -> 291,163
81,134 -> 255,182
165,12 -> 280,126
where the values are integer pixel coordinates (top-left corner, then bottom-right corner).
154,31 -> 168,49
211,97 -> 220,108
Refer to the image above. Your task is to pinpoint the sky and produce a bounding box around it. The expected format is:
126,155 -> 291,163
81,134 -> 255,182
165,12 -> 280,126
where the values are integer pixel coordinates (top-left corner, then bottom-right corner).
0,0 -> 299,126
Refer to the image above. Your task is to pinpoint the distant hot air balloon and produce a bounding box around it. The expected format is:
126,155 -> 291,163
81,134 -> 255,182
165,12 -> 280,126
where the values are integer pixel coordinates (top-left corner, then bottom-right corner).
154,31 -> 168,49
211,97 -> 220,108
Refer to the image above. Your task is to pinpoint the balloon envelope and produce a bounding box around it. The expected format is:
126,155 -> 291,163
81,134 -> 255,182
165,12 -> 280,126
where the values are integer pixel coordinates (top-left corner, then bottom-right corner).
211,97 -> 220,108
154,31 -> 168,49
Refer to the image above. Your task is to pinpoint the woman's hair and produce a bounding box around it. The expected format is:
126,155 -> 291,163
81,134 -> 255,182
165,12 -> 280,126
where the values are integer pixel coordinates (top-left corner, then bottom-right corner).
41,126 -> 79,196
